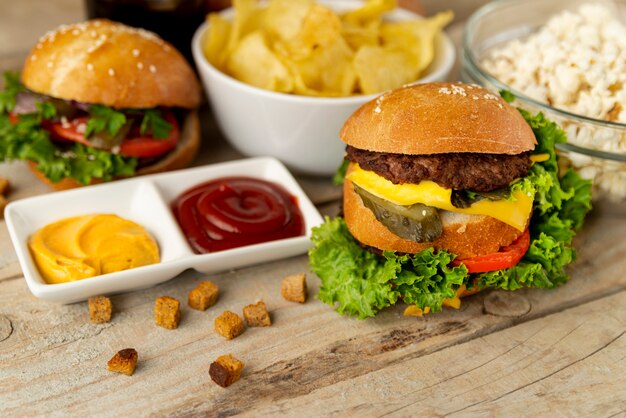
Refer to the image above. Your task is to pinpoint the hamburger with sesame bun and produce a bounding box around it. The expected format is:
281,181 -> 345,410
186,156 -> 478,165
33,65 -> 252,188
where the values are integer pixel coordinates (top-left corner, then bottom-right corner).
309,82 -> 593,319
0,19 -> 201,190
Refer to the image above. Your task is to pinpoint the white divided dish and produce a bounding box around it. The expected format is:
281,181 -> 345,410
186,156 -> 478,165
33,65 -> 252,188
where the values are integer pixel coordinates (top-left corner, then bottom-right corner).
5,157 -> 323,303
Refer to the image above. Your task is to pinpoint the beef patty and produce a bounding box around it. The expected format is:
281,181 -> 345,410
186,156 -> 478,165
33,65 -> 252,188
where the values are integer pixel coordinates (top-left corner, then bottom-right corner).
346,146 -> 531,192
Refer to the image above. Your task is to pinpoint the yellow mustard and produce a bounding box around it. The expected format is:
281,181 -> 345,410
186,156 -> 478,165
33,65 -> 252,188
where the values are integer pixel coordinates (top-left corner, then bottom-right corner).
28,214 -> 160,284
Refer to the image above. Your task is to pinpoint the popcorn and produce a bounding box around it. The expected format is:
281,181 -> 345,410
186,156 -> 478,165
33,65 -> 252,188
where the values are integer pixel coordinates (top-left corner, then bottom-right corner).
482,3 -> 626,201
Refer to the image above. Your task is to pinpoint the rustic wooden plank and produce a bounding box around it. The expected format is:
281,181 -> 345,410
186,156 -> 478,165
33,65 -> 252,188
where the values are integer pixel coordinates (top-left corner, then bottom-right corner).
0,195 -> 624,416
0,3 -> 621,414
227,290 -> 626,418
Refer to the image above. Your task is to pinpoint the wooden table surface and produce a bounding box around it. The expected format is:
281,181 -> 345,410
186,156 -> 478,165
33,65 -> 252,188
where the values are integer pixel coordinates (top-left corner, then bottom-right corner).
1,4 -> 626,417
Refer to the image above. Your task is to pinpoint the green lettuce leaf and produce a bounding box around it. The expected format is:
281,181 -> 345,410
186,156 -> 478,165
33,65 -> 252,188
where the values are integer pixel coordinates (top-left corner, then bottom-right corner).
333,158 -> 349,186
0,105 -> 137,185
474,110 -> 592,291
391,249 -> 467,313
309,217 -> 468,319
140,109 -> 173,139
309,217 -> 399,319
0,71 -> 25,113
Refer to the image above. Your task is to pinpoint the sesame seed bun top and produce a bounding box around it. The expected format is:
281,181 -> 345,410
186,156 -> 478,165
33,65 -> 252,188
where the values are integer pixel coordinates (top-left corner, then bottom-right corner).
340,82 -> 536,155
21,19 -> 201,109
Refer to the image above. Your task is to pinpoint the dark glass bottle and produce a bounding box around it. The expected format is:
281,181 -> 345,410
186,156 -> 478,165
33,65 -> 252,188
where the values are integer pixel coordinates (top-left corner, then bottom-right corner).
85,0 -> 230,64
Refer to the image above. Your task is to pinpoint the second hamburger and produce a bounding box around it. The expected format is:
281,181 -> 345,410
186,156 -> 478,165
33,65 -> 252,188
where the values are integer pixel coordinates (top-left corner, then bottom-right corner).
1,19 -> 201,189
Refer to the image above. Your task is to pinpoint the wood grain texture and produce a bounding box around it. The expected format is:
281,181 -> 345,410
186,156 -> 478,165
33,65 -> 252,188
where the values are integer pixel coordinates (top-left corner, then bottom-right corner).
0,199 -> 624,416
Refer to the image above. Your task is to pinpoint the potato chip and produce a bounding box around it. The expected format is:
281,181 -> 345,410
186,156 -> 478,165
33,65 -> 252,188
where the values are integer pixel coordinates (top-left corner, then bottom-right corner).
221,0 -> 263,67
203,14 -> 232,70
265,0 -> 341,60
202,0 -> 453,97
290,37 -> 357,96
342,0 -> 396,26
354,46 -> 417,94
226,31 -> 294,93
380,11 -> 454,73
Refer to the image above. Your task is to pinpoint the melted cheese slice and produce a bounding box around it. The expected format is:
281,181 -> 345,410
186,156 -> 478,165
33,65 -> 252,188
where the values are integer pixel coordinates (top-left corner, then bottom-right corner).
530,153 -> 549,163
347,164 -> 533,232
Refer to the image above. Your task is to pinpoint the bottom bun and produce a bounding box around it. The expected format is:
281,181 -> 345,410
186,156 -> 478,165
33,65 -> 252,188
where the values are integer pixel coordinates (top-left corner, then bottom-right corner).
28,110 -> 201,191
344,177 -> 522,259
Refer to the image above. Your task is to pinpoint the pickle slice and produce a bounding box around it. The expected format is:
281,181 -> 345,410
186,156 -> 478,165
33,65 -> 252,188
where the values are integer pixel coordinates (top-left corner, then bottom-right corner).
354,185 -> 442,243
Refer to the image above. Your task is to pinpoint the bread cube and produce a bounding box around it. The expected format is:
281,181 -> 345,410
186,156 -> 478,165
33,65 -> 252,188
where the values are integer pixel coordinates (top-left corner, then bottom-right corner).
88,296 -> 112,324
214,310 -> 244,340
243,300 -> 271,327
154,296 -> 181,329
0,178 -> 9,195
0,195 -> 6,220
188,281 -> 219,311
281,273 -> 307,303
209,354 -> 244,387
107,348 -> 138,376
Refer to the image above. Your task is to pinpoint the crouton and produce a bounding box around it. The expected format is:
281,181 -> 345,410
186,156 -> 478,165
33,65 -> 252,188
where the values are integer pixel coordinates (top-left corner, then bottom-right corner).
281,273 -> 307,303
155,296 -> 181,329
214,310 -> 244,340
243,301 -> 271,327
0,195 -> 6,220
88,296 -> 112,324
188,281 -> 219,311
107,348 -> 138,376
0,178 -> 9,196
209,354 -> 244,387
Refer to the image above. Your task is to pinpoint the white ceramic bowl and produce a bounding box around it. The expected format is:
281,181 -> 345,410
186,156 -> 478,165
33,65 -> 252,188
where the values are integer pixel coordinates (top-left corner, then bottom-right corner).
192,1 -> 455,176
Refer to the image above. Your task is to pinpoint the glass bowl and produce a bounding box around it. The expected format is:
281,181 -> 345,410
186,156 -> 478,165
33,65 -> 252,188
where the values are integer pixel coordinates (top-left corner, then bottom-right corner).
461,0 -> 626,202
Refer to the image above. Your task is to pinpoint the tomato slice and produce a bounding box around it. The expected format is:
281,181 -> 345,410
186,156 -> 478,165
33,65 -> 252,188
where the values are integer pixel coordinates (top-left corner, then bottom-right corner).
43,112 -> 179,158
8,112 -> 19,124
452,229 -> 530,273
46,116 -> 92,146
119,113 -> 179,158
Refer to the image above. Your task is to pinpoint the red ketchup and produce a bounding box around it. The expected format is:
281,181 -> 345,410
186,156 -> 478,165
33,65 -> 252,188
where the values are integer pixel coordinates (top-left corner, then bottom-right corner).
173,177 -> 305,253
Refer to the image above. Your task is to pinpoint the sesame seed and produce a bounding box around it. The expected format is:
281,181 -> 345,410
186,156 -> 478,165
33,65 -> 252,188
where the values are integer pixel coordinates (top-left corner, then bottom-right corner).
47,61 -> 53,68
72,29 -> 80,35
36,43 -> 43,49
132,49 -> 140,57
91,30 -> 97,38
100,34 -> 107,41
451,85 -> 467,96
108,68 -> 115,76
87,63 -> 93,71
472,95 -> 479,100
94,21 -> 102,27
137,62 -> 144,70
30,55 -> 37,61
149,65 -> 157,73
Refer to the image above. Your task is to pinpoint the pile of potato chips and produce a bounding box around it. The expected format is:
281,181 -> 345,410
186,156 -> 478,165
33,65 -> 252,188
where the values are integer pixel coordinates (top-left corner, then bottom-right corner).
203,0 -> 453,97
